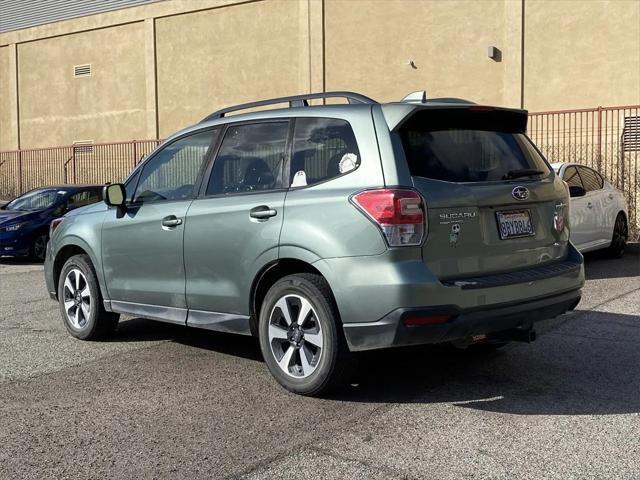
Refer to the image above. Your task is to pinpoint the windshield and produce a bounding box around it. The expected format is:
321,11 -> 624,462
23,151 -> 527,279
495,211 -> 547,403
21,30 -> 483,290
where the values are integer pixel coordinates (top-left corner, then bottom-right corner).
398,109 -> 550,183
5,189 -> 66,211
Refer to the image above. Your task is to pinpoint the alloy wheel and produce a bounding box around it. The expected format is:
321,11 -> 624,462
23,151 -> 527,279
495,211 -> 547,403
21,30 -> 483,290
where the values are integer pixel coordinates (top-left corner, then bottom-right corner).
268,294 -> 323,378
62,269 -> 91,329
612,215 -> 628,253
33,235 -> 48,261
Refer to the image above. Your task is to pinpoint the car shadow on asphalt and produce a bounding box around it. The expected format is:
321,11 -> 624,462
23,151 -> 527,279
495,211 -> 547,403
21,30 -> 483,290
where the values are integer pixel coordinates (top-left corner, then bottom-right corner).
110,317 -> 263,362
583,242 -> 639,280
331,309 -> 640,415
0,257 -> 42,266
113,310 -> 639,416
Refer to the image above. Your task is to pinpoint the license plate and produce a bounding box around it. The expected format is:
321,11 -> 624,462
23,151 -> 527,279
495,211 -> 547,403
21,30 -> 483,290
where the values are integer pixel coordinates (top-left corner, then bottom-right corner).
496,210 -> 535,239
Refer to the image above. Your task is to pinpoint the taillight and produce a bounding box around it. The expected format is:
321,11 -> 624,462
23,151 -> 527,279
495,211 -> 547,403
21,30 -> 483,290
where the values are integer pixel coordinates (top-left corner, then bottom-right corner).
557,181 -> 571,233
561,180 -> 570,200
351,188 -> 425,246
49,218 -> 64,237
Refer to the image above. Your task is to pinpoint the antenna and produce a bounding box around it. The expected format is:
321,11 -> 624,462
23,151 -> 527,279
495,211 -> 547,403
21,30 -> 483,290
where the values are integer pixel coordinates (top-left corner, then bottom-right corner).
401,91 -> 427,103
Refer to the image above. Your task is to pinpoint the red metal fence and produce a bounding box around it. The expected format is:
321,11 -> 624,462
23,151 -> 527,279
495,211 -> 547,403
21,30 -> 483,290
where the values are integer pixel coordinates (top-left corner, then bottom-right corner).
0,140 -> 161,199
1,105 -> 639,237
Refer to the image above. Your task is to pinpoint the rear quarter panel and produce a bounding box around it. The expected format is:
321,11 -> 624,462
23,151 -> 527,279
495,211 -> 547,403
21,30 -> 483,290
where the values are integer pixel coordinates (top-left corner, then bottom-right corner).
279,108 -> 388,261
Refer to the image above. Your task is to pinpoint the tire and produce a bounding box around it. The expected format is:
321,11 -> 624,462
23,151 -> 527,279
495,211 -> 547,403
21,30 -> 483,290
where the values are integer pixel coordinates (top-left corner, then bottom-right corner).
58,254 -> 119,340
258,273 -> 353,396
607,213 -> 628,258
31,233 -> 48,262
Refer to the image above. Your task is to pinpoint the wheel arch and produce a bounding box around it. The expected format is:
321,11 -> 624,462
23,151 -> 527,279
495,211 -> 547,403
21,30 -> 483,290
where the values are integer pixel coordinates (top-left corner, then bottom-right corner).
249,257 -> 340,336
617,209 -> 628,223
52,239 -> 103,298
613,209 -> 629,239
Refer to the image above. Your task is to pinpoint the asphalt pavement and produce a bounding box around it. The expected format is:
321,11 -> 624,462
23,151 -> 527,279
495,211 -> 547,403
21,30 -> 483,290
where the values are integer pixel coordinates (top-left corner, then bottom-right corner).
0,246 -> 638,479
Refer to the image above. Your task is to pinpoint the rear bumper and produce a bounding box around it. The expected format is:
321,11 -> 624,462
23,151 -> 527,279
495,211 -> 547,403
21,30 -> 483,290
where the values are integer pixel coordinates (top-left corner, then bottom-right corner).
315,242 -> 584,329
343,287 -> 581,351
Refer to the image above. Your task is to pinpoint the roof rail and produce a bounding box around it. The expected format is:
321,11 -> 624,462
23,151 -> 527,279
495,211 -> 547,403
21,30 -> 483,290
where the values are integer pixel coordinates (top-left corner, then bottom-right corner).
201,91 -> 378,122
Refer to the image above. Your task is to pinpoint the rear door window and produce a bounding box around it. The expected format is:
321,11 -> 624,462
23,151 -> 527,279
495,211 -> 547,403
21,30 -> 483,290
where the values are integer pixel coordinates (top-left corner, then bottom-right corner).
205,122 -> 288,195
563,166 -> 584,188
578,166 -> 603,191
290,118 -> 360,187
398,109 -> 550,183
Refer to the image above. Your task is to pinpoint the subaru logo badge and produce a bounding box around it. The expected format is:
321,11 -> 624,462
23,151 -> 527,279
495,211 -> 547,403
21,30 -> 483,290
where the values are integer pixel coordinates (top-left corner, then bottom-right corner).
512,186 -> 529,201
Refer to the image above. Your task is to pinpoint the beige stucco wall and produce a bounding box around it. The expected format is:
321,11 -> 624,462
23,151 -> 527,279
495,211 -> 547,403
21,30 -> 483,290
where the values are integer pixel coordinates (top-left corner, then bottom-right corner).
324,0 -> 511,106
524,0 -> 640,111
0,0 -> 638,149
155,0 -> 310,137
17,22 -> 147,148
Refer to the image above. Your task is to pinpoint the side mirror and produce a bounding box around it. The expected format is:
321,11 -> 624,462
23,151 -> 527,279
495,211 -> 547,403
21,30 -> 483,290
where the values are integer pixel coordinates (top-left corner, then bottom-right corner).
53,204 -> 67,217
569,185 -> 586,198
103,183 -> 126,208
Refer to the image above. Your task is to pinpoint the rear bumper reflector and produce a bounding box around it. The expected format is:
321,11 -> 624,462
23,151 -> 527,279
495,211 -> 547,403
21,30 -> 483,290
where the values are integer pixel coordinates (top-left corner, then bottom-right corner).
402,314 -> 450,326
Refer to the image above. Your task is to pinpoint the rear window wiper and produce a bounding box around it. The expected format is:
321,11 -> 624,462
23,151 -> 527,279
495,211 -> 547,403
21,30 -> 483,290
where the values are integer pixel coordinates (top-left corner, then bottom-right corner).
503,169 -> 545,180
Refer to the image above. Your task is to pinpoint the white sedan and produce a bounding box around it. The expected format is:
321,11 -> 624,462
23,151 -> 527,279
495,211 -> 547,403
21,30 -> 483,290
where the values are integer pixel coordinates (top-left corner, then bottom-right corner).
552,162 -> 629,257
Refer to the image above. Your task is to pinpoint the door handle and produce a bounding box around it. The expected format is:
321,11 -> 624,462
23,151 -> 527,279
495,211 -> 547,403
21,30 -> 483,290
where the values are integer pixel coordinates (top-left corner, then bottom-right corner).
250,206 -> 277,219
161,215 -> 183,227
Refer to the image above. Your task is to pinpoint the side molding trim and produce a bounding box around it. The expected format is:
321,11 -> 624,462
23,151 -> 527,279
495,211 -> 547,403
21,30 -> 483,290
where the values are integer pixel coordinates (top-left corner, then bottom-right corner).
107,300 -> 187,325
187,310 -> 252,336
103,301 -> 251,335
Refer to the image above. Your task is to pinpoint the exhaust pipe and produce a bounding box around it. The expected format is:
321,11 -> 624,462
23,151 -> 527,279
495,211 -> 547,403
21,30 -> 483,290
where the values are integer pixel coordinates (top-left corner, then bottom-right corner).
490,327 -> 537,343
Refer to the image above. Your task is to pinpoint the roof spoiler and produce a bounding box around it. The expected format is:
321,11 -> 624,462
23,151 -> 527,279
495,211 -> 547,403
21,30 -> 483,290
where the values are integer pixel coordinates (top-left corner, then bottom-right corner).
383,103 -> 529,131
400,91 -> 475,105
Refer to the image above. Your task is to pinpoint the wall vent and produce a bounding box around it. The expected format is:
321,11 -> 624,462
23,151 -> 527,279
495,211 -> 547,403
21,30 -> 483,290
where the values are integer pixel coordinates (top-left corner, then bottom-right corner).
74,64 -> 92,78
73,140 -> 94,154
622,116 -> 639,152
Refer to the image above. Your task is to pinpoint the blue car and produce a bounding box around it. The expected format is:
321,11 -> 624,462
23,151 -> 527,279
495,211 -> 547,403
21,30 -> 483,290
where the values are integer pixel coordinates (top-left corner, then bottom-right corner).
0,185 -> 103,261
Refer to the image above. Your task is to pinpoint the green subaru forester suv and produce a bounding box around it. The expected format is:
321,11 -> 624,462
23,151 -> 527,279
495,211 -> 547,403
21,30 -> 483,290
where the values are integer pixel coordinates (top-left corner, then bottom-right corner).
45,91 -> 584,395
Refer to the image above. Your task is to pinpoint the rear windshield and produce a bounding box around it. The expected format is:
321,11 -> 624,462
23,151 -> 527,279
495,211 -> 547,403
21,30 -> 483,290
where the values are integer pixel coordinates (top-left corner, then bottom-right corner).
398,109 -> 550,183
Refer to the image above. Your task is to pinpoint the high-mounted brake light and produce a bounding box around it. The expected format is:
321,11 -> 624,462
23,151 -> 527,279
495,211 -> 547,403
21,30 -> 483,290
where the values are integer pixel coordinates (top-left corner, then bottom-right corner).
351,188 -> 425,246
467,106 -> 496,112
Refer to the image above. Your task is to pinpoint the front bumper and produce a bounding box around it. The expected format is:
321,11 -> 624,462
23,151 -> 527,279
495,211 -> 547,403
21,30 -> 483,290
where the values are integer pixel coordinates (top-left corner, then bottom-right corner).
0,229 -> 32,257
342,287 -> 581,351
